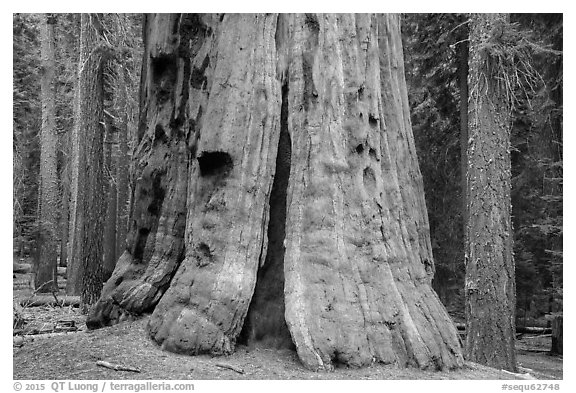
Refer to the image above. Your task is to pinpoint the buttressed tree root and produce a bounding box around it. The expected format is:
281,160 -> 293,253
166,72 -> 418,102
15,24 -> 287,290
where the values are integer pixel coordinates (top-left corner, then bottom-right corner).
87,13 -> 464,371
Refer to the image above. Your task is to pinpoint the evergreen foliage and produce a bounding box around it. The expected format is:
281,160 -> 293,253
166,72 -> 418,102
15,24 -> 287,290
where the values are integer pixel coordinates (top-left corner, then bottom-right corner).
402,13 -> 467,318
14,13 -> 41,256
402,13 -> 563,325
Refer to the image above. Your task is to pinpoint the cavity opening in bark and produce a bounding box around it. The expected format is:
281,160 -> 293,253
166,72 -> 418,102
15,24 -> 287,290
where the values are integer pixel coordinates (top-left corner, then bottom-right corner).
239,80 -> 293,349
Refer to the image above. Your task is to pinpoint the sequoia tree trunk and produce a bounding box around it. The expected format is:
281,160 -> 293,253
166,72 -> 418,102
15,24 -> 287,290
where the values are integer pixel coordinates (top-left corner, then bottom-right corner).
103,116 -> 117,281
115,66 -> 130,260
458,30 -> 469,240
88,13 -> 463,371
67,14 -> 108,308
465,13 -> 517,372
36,13 -> 59,292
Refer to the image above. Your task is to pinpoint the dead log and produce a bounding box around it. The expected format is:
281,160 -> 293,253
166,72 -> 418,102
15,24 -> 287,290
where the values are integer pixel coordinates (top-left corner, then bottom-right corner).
523,334 -> 551,339
517,326 -> 552,334
455,322 -> 551,335
19,295 -> 80,308
13,263 -> 66,276
16,330 -> 84,340
518,348 -> 549,354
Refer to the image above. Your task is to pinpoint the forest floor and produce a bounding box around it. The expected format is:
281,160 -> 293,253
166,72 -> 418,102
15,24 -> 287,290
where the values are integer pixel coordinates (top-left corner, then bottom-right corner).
12,268 -> 563,380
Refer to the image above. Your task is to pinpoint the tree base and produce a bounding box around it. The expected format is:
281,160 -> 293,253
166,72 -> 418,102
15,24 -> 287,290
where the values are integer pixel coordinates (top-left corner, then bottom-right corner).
87,13 -> 464,371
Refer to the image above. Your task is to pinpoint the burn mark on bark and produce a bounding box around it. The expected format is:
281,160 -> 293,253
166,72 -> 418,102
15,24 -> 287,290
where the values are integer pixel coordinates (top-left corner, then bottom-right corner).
152,54 -> 178,105
369,147 -> 378,161
179,14 -> 210,51
240,79 -> 293,349
358,84 -> 365,100
170,52 -> 191,135
302,14 -> 319,112
422,258 -> 434,276
368,113 -> 379,128
133,227 -> 151,261
172,14 -> 211,138
363,166 -> 376,195
197,151 -> 233,177
154,124 -> 167,144
196,242 -> 213,267
147,169 -> 166,216
129,165 -> 167,262
188,106 -> 203,158
304,13 -> 320,33
190,55 -> 210,90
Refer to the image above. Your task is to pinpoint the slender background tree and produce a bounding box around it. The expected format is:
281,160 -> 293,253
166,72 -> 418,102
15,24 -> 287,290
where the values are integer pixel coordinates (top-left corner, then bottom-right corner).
402,14 -> 562,335
67,13 -> 109,308
35,13 -> 59,292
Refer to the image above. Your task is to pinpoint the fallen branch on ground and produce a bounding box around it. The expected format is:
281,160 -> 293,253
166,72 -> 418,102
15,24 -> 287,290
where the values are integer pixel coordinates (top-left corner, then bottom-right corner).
96,360 -> 141,373
215,363 -> 244,374
19,295 -> 80,308
501,369 -> 537,380
15,330 -> 84,340
518,366 -> 534,373
523,334 -> 552,339
518,348 -> 550,353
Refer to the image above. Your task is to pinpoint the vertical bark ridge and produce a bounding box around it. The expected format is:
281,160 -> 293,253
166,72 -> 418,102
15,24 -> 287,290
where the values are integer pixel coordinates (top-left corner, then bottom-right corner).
282,13 -> 463,370
87,14 -> 216,327
147,14 -> 282,355
465,13 -> 516,372
377,14 -> 463,369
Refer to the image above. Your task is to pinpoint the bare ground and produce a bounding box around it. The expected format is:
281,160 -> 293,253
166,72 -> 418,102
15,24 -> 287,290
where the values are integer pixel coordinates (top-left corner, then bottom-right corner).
13,270 -> 562,380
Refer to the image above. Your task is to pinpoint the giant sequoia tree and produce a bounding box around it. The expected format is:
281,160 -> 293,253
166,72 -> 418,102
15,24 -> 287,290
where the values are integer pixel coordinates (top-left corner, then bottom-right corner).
88,13 -> 463,371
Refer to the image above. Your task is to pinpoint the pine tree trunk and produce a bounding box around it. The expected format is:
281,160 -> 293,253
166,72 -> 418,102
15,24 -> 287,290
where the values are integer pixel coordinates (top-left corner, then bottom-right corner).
88,13 -> 463,371
465,13 -> 517,372
551,315 -> 562,355
67,14 -> 108,308
36,13 -> 59,293
59,163 -> 69,268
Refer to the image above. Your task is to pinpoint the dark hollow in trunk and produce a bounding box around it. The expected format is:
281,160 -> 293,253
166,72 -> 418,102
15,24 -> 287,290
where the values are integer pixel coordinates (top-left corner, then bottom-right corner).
197,151 -> 233,177
240,81 -> 293,349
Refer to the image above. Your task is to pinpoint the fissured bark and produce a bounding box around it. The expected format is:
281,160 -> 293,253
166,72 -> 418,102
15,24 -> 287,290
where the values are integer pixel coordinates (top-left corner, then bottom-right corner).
465,13 -> 516,373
